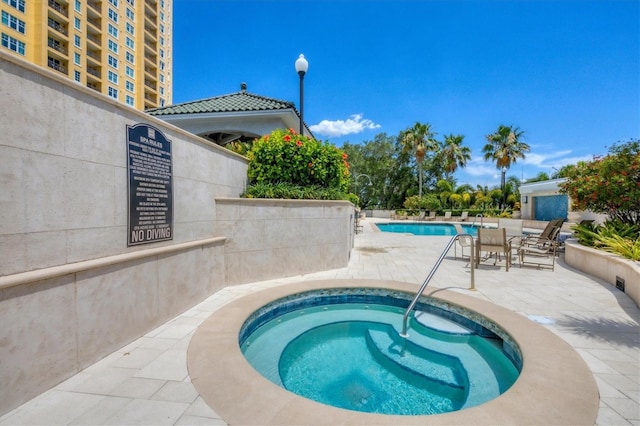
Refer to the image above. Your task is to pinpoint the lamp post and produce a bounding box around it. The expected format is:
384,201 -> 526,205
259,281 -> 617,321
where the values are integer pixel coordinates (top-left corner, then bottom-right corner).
295,54 -> 308,135
354,173 -> 373,207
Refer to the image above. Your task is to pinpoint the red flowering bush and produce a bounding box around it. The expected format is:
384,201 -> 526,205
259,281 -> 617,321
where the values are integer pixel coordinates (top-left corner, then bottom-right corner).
246,128 -> 350,197
559,139 -> 639,225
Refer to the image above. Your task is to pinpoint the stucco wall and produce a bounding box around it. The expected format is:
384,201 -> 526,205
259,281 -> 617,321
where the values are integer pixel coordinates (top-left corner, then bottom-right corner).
0,53 -> 247,277
0,51 -> 249,415
215,198 -> 355,285
0,53 -> 354,416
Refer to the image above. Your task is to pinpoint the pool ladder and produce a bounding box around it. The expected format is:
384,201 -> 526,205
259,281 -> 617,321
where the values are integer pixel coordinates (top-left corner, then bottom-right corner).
471,213 -> 484,228
400,233 -> 475,338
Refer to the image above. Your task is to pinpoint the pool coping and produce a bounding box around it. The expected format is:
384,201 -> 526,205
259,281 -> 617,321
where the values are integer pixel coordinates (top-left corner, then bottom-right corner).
187,279 -> 599,425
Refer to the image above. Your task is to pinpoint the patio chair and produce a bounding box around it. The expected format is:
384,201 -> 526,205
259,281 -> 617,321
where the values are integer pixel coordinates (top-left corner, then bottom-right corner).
460,211 -> 469,222
443,211 -> 453,221
517,227 -> 561,271
425,211 -> 436,221
475,227 -> 511,271
523,218 -> 564,249
498,218 -> 525,248
453,223 -> 473,260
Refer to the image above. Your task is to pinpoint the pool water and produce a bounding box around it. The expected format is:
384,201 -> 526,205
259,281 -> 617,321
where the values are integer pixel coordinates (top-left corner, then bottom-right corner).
240,296 -> 520,415
376,223 -> 478,236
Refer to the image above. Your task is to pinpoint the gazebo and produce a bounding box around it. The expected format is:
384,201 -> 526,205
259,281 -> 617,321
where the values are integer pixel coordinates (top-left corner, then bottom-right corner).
146,83 -> 313,146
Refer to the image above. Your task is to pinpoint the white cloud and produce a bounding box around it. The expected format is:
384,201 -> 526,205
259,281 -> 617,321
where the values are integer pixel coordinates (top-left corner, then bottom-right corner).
309,114 -> 381,137
523,150 -> 592,169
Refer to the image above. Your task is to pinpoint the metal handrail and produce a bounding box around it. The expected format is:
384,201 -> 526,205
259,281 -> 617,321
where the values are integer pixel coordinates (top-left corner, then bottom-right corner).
400,233 -> 475,338
471,213 -> 484,229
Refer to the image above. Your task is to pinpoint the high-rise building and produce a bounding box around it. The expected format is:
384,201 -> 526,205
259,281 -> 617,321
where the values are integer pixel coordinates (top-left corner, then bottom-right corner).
1,0 -> 171,110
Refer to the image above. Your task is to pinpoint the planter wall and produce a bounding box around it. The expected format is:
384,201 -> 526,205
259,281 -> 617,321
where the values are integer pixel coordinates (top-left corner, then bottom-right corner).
565,240 -> 639,308
214,198 -> 354,285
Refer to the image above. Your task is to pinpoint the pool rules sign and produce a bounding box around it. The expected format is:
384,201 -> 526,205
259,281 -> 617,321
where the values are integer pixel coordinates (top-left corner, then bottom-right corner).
126,124 -> 173,246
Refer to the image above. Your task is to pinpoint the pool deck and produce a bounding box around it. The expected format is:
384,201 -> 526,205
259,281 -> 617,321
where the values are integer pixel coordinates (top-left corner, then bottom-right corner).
1,218 -> 638,425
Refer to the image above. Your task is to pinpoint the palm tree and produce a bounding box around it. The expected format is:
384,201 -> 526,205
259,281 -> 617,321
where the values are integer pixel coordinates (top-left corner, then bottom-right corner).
439,134 -> 472,180
483,125 -> 530,208
400,122 -> 437,197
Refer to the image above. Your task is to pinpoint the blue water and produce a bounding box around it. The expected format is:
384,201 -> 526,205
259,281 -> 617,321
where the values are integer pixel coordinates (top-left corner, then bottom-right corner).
377,223 -> 478,236
241,301 -> 519,415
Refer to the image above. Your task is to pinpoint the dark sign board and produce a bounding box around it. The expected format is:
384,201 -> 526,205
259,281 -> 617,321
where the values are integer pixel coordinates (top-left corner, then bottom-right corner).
126,123 -> 173,246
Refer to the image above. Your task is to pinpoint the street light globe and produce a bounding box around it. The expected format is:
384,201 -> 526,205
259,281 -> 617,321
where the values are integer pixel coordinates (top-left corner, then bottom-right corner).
295,54 -> 308,75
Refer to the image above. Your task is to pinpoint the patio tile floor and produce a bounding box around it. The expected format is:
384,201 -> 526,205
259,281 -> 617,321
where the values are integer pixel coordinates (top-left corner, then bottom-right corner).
1,218 -> 638,425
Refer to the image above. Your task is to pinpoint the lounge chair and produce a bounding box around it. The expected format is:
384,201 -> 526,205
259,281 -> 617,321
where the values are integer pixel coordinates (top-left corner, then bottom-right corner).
518,226 -> 561,271
425,211 -> 436,221
453,223 -> 473,260
443,211 -> 452,221
475,227 -> 511,271
523,218 -> 564,248
460,211 -> 469,222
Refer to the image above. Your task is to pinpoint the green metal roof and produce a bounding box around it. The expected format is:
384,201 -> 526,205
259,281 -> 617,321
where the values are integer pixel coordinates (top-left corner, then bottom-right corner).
147,83 -> 296,116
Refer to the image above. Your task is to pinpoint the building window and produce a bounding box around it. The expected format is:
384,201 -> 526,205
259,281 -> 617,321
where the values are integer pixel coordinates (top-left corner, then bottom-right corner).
159,74 -> 164,83
160,99 -> 165,107
108,0 -> 118,6
159,36 -> 164,47
125,65 -> 134,78
160,23 -> 164,34
1,32 -> 25,54
159,87 -> 164,96
159,61 -> 164,71
160,0 -> 164,8
108,54 -> 118,68
74,70 -> 81,82
126,22 -> 134,35
126,0 -> 134,4
108,86 -> 118,99
1,11 -> 26,34
74,34 -> 81,47
126,94 -> 134,106
125,80 -> 134,91
159,49 -> 164,59
108,70 -> 118,83
3,0 -> 25,13
125,8 -> 134,21
160,11 -> 164,21
74,0 -> 81,12
125,51 -> 134,63
108,8 -> 118,23
74,52 -> 81,65
125,36 -> 134,49
108,38 -> 118,53
108,23 -> 118,37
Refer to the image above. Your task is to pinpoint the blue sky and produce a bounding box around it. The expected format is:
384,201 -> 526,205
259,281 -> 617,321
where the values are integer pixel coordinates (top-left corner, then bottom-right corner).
172,0 -> 639,188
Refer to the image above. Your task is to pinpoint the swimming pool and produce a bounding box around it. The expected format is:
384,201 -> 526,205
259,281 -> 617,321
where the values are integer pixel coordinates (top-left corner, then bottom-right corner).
376,223 -> 478,236
239,290 -> 520,415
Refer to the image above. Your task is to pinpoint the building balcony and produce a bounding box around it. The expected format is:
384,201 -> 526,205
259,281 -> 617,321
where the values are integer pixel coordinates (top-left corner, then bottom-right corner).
86,66 -> 101,78
48,58 -> 67,74
48,0 -> 69,18
86,50 -> 101,65
87,0 -> 101,14
87,17 -> 101,31
47,18 -> 68,37
144,4 -> 158,20
47,38 -> 68,55
144,79 -> 157,92
86,33 -> 101,47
